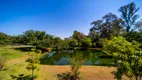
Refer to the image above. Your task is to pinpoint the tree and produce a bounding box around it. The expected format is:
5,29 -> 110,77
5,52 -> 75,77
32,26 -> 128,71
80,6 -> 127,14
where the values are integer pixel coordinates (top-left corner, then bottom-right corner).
62,38 -> 70,49
54,37 -> 63,50
69,52 -> 84,80
44,34 -> 54,47
89,13 -> 123,47
90,13 -> 123,39
123,31 -> 142,43
102,36 -> 142,80
81,37 -> 92,48
26,48 -> 41,80
14,30 -> 55,48
23,30 -> 46,46
118,2 -> 140,32
69,39 -> 78,48
92,42 -> 96,47
72,30 -> 85,46
0,32 -> 11,46
12,35 -> 24,45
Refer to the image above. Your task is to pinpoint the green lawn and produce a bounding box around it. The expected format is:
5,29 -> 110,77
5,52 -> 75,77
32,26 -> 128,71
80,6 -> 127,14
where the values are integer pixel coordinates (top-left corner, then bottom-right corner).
0,46 -> 24,60
0,46 -> 31,80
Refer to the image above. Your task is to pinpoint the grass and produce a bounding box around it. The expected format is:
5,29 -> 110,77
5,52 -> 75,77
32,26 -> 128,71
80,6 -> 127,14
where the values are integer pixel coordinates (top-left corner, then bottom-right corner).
0,46 -> 31,80
0,46 -> 24,60
0,62 -> 30,80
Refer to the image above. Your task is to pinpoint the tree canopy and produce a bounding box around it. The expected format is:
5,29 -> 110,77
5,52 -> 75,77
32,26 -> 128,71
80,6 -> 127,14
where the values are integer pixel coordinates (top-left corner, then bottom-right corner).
119,2 -> 140,32
102,36 -> 142,80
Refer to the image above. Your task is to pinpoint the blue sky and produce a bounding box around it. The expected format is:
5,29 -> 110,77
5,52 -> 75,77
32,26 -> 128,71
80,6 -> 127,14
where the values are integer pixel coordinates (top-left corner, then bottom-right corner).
0,0 -> 142,38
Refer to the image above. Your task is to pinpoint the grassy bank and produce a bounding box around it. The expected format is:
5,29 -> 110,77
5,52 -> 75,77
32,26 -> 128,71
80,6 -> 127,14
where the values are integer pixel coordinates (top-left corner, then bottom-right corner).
0,46 -> 24,60
0,46 -> 30,80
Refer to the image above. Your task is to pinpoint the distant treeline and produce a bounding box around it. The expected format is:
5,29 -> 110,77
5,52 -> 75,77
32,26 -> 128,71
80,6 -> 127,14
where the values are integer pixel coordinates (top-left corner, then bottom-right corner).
1,2 -> 142,49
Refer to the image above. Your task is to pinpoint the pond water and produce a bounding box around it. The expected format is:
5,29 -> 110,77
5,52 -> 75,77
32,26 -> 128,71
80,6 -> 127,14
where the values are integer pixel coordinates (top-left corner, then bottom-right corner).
40,50 -> 114,66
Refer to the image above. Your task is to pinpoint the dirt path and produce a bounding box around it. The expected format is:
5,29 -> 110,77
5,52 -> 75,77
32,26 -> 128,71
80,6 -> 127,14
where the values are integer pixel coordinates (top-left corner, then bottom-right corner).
39,65 -> 117,80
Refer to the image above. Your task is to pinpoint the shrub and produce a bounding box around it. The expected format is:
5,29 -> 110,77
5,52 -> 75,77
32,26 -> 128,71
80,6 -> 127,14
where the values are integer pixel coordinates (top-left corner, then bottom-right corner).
26,48 -> 41,80
69,53 -> 84,80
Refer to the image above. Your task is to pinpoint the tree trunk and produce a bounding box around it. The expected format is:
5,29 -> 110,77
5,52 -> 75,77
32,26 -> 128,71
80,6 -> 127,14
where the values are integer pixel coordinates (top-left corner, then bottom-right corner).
32,69 -> 34,80
139,76 -> 142,80
135,75 -> 138,80
128,77 -> 132,80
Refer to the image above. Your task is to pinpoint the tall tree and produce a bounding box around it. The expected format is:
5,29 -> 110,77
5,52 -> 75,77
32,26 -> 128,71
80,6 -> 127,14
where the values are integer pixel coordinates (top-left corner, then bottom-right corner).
90,13 -> 123,39
54,37 -> 63,50
20,30 -> 55,48
89,13 -> 123,47
73,30 -> 85,42
118,2 -> 140,32
23,30 -> 46,46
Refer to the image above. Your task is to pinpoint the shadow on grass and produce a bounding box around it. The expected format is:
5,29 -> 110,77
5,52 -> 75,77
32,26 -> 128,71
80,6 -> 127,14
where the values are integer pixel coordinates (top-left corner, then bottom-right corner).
57,72 -> 80,80
13,47 -> 33,52
10,74 -> 37,80
95,64 -> 116,67
13,47 -> 49,53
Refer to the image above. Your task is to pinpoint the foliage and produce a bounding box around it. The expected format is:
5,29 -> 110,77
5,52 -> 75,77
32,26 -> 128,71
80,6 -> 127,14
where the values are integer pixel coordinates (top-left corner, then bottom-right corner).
0,32 -> 11,46
92,42 -> 96,47
54,37 -> 63,50
89,13 -> 123,47
118,2 -> 140,32
40,34 -> 54,47
26,48 -> 41,80
102,36 -> 142,80
73,30 -> 85,42
90,13 -> 123,39
11,30 -> 55,48
62,38 -> 70,49
123,31 -> 142,43
23,30 -> 46,47
69,53 -> 84,80
57,72 -> 72,80
81,37 -> 92,48
12,35 -> 24,45
69,39 -> 78,48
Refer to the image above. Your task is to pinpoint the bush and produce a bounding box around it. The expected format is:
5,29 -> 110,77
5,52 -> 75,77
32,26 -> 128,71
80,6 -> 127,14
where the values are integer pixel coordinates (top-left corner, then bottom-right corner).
69,53 -> 84,80
81,37 -> 92,48
92,42 -> 96,47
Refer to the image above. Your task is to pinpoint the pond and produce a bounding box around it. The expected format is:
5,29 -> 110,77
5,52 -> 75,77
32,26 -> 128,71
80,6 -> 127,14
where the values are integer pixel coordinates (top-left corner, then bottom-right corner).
40,50 -> 115,66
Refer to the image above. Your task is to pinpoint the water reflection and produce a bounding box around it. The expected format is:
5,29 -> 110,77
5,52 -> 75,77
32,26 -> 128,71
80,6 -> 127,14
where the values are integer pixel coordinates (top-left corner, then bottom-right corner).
40,50 -> 114,66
